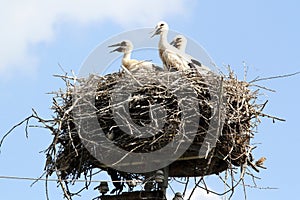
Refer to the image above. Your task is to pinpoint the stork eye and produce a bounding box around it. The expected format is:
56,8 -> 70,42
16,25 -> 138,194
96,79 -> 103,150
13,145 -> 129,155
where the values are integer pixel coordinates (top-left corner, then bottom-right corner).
160,23 -> 164,27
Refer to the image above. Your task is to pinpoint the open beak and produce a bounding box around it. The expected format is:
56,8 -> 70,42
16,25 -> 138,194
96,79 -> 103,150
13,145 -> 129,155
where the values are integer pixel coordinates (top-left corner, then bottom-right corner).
108,42 -> 122,48
108,42 -> 123,53
150,26 -> 161,38
109,47 -> 124,53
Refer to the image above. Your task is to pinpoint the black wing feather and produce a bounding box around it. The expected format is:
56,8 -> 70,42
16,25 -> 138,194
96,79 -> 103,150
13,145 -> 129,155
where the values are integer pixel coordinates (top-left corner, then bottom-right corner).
190,59 -> 203,67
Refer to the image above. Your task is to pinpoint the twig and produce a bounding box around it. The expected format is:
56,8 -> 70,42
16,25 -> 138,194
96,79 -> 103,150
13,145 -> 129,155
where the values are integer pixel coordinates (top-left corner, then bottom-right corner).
187,178 -> 202,200
0,114 -> 36,151
182,177 -> 189,197
121,65 -> 142,86
257,112 -> 286,122
45,174 -> 50,200
250,84 -> 276,92
250,71 -> 300,83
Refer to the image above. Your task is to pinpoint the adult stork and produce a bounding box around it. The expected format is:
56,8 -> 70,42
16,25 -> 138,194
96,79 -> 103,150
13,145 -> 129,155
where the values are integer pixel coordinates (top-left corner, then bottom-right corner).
151,21 -> 211,73
170,35 -> 187,52
108,40 -> 162,72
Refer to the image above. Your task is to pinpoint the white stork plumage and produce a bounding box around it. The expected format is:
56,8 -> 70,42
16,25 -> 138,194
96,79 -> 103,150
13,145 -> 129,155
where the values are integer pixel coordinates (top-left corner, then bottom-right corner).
170,35 -> 187,52
151,21 -> 211,73
108,40 -> 162,72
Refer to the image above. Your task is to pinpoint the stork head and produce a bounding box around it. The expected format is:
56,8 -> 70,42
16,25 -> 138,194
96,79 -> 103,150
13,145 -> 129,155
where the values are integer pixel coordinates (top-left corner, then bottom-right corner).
151,21 -> 169,37
170,35 -> 187,50
108,40 -> 133,53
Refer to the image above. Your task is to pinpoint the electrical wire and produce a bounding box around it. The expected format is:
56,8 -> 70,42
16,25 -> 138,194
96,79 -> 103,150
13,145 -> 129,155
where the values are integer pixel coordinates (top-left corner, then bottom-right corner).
0,175 -> 143,184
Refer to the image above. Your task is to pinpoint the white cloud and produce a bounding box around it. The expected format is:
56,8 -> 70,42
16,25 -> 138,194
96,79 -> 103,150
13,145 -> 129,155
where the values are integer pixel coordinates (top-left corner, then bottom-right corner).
0,0 -> 193,78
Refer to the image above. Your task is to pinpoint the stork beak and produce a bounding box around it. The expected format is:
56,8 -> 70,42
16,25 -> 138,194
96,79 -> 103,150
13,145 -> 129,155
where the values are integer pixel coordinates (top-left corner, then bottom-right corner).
109,47 -> 124,53
150,26 -> 161,38
108,42 -> 123,53
108,42 -> 122,48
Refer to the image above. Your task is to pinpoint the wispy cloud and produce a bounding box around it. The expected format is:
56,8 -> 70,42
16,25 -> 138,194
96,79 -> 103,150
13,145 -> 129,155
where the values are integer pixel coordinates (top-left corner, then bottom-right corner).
0,0 -> 194,78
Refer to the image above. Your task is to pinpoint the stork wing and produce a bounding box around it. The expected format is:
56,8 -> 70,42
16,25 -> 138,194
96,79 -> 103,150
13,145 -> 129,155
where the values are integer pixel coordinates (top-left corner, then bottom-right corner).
162,49 -> 190,71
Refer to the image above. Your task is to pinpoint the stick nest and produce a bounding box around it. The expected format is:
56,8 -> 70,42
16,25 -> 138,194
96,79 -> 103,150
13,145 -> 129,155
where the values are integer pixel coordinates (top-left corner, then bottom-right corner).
43,69 -> 272,197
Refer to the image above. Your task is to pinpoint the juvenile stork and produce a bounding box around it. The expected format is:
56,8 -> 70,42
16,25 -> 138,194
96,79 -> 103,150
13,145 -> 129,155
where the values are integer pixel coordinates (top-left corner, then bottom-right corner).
170,35 -> 187,52
151,21 -> 211,73
108,40 -> 161,72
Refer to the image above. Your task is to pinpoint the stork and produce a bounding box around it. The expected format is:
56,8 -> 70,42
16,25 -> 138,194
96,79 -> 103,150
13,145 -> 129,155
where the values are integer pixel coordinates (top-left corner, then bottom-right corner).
108,40 -> 162,72
170,35 -> 187,52
151,21 -> 211,73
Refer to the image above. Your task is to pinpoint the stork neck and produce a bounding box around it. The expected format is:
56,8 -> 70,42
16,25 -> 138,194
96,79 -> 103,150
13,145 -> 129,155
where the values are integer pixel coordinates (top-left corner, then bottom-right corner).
123,51 -> 131,60
122,51 -> 131,67
159,31 -> 169,49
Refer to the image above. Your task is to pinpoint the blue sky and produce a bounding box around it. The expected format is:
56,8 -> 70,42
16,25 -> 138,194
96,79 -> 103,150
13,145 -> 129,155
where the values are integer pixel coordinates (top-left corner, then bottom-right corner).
0,0 -> 299,199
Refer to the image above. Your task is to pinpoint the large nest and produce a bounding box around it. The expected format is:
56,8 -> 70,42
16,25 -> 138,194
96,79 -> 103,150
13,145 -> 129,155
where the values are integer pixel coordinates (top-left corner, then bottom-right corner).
41,69 -> 275,198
